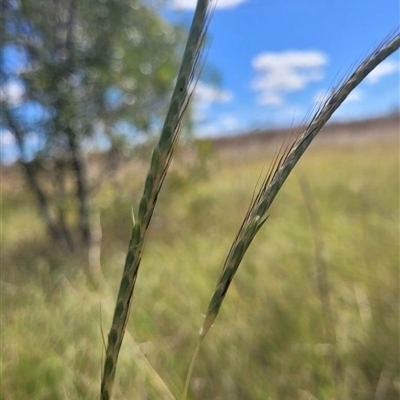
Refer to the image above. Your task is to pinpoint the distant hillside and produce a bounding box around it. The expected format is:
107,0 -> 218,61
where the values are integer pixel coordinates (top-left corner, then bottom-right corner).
209,113 -> 399,153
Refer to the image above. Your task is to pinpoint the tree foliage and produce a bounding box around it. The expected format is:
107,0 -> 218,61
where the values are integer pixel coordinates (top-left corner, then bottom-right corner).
1,0 -> 185,253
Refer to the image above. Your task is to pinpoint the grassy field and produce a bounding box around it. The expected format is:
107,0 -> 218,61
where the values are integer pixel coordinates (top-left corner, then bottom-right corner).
2,126 -> 399,399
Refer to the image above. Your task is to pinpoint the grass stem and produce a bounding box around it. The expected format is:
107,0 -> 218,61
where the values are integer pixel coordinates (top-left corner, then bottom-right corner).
182,338 -> 203,400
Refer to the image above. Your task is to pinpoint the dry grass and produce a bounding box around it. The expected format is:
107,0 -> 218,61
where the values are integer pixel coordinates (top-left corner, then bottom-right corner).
211,113 -> 399,161
198,31 -> 400,339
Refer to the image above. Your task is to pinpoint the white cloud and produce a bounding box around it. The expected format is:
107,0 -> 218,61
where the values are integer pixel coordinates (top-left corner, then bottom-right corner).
191,81 -> 233,123
365,59 -> 399,84
345,89 -> 363,103
252,50 -> 328,106
172,0 -> 247,10
196,113 -> 241,137
193,81 -> 232,104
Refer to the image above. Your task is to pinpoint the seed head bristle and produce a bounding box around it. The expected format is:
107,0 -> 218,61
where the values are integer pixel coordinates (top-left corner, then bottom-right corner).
100,1 -> 216,398
199,30 -> 400,340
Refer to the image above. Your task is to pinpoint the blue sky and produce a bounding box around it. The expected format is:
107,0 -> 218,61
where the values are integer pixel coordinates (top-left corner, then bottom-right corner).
167,0 -> 399,137
1,0 -> 399,163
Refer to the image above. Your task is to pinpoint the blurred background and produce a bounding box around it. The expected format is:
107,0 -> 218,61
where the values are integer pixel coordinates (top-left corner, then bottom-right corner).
1,0 -> 399,399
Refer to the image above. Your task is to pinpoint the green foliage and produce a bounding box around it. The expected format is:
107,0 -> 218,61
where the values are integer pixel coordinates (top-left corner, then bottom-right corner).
10,0 -> 184,139
1,0 -> 187,251
2,139 -> 399,399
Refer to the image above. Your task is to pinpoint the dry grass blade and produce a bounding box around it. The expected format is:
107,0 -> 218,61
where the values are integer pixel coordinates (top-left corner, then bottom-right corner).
100,1 -> 215,398
199,31 -> 400,339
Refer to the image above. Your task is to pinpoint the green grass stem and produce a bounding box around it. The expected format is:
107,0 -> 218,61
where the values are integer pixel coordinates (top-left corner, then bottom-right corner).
199,31 -> 400,340
100,1 -> 214,398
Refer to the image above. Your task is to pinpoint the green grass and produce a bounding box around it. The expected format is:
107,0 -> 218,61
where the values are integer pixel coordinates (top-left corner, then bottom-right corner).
2,137 -> 399,399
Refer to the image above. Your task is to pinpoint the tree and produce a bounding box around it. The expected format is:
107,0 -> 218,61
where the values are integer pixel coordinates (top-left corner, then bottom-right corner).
1,0 -> 185,253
